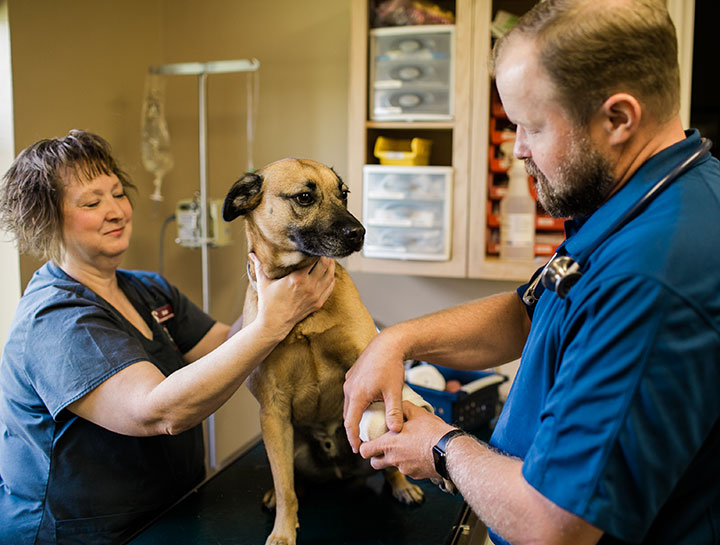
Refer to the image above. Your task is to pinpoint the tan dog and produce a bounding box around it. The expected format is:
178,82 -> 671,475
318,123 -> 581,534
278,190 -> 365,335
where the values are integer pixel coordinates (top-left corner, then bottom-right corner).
223,159 -> 424,545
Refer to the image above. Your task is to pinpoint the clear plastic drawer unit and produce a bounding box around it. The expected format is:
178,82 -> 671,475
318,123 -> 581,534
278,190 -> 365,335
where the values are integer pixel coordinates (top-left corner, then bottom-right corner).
363,165 -> 453,260
369,25 -> 455,121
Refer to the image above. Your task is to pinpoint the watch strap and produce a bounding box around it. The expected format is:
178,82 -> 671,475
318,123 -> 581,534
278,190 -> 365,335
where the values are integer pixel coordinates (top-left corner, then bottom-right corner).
432,428 -> 466,481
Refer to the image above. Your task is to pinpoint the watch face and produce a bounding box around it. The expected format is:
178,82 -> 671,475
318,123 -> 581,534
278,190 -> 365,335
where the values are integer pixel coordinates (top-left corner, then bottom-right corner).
432,444 -> 442,464
432,444 -> 448,479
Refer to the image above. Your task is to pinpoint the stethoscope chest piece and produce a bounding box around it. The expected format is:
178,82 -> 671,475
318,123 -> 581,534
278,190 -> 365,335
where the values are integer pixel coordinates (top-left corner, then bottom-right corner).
540,255 -> 582,299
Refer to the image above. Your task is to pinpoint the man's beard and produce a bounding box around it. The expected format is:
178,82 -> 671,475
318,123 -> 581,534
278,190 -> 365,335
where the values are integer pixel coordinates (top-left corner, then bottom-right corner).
525,135 -> 616,219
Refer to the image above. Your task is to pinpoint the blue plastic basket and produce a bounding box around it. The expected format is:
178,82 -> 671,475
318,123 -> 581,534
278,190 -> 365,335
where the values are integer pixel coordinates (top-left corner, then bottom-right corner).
406,363 -> 506,431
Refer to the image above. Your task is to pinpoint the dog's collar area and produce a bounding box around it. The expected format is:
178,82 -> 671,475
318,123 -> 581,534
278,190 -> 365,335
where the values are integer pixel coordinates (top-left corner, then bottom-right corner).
246,255 -> 324,292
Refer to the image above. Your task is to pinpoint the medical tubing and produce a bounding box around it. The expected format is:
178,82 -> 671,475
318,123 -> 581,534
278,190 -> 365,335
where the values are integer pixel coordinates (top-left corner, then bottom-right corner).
158,214 -> 176,275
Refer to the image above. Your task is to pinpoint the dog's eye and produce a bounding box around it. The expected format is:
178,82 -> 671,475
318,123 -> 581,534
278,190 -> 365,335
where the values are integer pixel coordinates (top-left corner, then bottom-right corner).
294,193 -> 314,206
340,189 -> 349,200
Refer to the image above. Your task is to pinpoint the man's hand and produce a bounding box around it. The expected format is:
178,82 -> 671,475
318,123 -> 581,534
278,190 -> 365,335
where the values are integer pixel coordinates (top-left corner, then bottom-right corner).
358,401 -> 453,480
343,328 -> 407,453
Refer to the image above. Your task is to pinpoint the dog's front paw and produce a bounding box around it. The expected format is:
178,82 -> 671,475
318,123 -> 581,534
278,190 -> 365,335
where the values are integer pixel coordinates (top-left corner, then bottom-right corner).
391,478 -> 425,505
266,516 -> 299,545
266,533 -> 295,545
384,468 -> 425,505
265,510 -> 300,545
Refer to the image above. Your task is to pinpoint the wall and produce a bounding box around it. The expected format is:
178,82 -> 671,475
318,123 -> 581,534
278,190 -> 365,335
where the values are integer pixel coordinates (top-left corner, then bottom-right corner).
9,0 -> 165,283
0,0 -> 20,351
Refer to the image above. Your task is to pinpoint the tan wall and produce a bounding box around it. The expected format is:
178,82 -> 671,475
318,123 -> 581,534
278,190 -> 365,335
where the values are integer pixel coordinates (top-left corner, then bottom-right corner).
1,0 -> 21,350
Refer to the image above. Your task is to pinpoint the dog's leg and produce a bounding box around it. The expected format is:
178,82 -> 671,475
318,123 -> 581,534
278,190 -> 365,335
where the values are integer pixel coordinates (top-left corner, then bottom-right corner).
261,410 -> 299,545
384,467 -> 425,505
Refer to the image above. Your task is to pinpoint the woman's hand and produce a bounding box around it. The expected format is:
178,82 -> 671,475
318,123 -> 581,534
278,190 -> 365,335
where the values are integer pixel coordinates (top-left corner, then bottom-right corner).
359,401 -> 453,480
251,253 -> 335,339
343,327 -> 408,453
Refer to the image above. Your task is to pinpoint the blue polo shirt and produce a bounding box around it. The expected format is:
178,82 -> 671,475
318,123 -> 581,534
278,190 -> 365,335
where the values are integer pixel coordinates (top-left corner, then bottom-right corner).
489,131 -> 720,544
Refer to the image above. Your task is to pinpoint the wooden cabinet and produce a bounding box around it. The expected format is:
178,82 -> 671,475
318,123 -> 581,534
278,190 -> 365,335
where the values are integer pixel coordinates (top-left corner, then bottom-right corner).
347,0 -> 541,281
347,0 -> 474,278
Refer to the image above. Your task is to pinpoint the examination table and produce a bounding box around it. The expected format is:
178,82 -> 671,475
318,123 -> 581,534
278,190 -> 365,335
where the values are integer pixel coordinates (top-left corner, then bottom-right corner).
127,438 -> 488,544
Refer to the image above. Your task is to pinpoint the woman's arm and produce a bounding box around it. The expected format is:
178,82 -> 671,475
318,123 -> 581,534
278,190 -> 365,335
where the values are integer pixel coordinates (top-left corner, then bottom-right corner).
68,257 -> 335,436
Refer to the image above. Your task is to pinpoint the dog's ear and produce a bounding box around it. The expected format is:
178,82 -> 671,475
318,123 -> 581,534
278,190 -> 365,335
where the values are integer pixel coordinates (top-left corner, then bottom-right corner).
223,172 -> 264,221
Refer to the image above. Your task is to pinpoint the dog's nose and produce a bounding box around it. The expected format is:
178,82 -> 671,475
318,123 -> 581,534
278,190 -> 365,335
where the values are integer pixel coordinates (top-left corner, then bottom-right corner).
342,224 -> 365,243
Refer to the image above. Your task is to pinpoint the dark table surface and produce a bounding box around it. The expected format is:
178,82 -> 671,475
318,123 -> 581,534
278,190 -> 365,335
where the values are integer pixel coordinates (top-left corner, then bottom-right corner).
127,439 -> 475,545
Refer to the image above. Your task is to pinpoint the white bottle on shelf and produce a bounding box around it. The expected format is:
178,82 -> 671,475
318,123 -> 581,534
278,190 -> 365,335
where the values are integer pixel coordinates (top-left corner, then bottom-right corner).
499,144 -> 536,261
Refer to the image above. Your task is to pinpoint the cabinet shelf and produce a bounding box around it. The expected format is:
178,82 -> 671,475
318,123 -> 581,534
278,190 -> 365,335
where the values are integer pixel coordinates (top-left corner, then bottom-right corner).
366,121 -> 455,130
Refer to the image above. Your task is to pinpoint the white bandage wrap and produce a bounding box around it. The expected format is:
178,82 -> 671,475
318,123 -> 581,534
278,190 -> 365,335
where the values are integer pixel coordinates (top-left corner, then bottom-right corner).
358,385 -> 434,442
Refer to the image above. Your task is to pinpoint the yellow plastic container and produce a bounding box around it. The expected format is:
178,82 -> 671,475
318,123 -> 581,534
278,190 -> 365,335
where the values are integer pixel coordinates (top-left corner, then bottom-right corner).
373,136 -> 432,166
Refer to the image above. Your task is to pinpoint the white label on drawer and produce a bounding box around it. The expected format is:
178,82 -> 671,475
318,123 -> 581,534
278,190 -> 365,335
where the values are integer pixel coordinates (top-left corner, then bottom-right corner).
369,218 -> 413,227
368,191 -> 406,200
375,107 -> 402,114
374,81 -> 403,89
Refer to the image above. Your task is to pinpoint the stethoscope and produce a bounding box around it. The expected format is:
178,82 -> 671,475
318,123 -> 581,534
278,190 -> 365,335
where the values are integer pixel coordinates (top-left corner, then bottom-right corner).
523,137 -> 713,306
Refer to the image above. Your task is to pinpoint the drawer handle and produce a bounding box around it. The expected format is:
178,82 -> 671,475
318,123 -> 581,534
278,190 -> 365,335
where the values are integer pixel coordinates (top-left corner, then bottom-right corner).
396,65 -> 423,81
397,93 -> 422,107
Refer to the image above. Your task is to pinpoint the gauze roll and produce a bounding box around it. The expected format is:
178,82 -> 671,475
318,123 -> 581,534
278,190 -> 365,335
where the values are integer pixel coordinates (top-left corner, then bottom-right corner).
358,384 -> 434,442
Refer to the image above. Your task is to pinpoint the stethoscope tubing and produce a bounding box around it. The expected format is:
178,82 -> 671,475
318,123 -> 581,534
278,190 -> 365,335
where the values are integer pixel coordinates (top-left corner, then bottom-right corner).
579,137 -> 712,264
523,137 -> 713,305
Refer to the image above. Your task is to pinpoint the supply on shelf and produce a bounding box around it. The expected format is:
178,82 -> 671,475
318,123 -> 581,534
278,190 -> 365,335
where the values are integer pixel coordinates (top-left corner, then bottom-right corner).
372,0 -> 455,28
374,136 -> 432,166
499,141 -> 536,261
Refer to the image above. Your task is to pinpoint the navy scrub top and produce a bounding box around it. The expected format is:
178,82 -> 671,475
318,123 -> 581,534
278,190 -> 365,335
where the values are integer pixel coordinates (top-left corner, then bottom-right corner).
0,262 -> 215,544
489,131 -> 720,545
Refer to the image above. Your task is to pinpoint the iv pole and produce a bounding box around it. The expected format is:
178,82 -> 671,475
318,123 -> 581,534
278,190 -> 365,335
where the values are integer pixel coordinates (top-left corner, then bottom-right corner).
148,58 -> 260,470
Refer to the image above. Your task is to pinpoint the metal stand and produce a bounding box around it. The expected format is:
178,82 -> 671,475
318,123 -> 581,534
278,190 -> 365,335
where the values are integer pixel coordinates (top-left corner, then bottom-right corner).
149,58 -> 260,470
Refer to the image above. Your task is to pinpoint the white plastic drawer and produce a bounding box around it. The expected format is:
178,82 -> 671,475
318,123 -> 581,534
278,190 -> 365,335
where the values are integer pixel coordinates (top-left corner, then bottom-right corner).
371,25 -> 453,63
365,227 -> 447,259
372,59 -> 451,89
365,200 -> 445,228
369,25 -> 454,121
364,168 -> 448,200
372,87 -> 451,121
362,165 -> 453,261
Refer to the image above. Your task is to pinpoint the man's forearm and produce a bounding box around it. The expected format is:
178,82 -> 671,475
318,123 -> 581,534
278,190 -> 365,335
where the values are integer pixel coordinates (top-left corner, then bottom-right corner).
392,291 -> 530,371
446,436 -> 602,545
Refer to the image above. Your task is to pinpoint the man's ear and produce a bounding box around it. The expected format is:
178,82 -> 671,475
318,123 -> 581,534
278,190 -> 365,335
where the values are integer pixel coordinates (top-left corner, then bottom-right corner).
222,172 -> 264,221
600,93 -> 642,145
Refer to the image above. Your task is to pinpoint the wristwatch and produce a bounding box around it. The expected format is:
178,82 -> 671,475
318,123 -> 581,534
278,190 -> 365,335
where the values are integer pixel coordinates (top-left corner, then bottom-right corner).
432,428 -> 466,481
